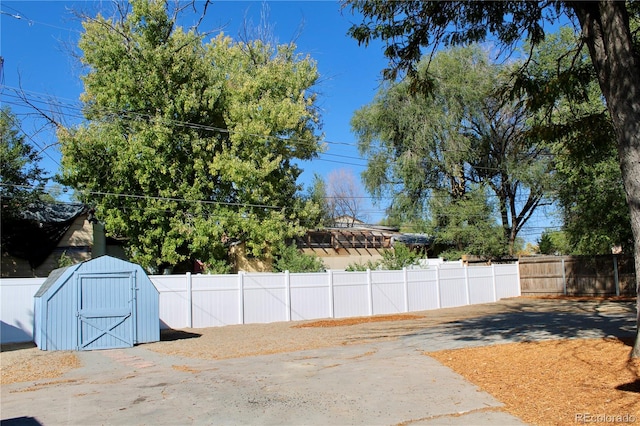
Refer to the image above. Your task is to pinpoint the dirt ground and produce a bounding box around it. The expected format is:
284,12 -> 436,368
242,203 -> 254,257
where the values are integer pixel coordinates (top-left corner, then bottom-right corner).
2,296 -> 638,425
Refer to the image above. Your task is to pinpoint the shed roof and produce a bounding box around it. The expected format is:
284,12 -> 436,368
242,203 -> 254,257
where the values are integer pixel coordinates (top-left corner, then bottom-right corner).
34,256 -> 155,299
34,264 -> 81,298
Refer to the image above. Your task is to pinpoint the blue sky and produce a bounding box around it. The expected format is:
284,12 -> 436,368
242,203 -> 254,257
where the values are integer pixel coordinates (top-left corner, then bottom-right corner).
1,0 -> 557,242
2,0 -> 392,220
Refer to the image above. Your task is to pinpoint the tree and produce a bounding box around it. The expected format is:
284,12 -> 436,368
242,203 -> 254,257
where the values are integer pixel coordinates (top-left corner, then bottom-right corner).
326,168 -> 368,225
0,107 -> 48,220
306,169 -> 369,227
344,0 -> 640,356
306,173 -> 332,228
538,230 -> 570,256
351,46 -> 551,256
59,0 -> 322,273
430,186 -> 506,261
522,28 -> 633,255
554,125 -> 633,254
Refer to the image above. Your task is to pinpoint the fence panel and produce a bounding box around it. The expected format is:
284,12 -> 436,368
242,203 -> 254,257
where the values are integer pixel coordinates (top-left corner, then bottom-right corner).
467,267 -> 496,304
371,270 -> 406,315
242,273 -> 288,324
519,257 -> 564,295
519,255 -> 636,296
290,273 -> 330,321
192,274 -> 239,327
495,264 -> 522,299
151,275 -> 190,329
1,278 -> 44,343
438,267 -> 468,308
332,271 -> 370,318
407,269 -> 440,311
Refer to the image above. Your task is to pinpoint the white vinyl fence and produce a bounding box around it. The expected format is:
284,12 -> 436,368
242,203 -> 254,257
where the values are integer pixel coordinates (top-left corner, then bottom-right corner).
1,263 -> 520,344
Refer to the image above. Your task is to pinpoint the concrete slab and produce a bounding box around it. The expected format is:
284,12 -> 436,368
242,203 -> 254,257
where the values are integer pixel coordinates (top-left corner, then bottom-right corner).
5,298 -> 636,425
1,341 -> 525,425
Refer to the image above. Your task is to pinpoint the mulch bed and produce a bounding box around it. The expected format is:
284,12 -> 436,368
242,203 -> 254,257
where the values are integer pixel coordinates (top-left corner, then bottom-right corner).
292,313 -> 424,328
430,337 -> 640,425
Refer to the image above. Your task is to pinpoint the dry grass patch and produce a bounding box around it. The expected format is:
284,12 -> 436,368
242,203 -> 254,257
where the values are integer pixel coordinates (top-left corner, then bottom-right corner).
429,337 -> 640,426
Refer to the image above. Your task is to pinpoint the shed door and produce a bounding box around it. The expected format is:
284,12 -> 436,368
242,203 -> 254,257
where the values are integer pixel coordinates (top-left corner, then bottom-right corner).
76,273 -> 136,350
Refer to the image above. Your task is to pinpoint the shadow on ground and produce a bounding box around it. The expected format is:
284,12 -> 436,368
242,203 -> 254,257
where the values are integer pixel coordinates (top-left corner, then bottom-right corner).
0,342 -> 36,353
617,379 -> 640,393
400,299 -> 637,349
159,329 -> 202,342
0,417 -> 43,426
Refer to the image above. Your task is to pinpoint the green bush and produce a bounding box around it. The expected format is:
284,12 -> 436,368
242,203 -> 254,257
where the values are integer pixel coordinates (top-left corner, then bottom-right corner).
273,244 -> 326,273
56,251 -> 75,268
346,243 -> 422,271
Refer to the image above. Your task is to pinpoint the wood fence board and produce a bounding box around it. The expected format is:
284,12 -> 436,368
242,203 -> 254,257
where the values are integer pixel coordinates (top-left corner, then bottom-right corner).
519,255 -> 637,296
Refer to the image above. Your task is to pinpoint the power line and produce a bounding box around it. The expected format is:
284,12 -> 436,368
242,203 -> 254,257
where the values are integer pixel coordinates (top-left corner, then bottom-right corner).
2,87 -> 361,151
5,87 -> 556,175
0,108 -> 61,167
0,6 -> 83,34
1,183 -> 285,210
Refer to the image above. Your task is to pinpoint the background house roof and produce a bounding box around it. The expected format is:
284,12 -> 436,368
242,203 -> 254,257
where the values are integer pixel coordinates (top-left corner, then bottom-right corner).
1,202 -> 87,267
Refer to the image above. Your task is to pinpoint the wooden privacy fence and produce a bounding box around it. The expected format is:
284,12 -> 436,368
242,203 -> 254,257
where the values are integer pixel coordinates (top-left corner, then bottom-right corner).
519,255 -> 637,296
1,263 -> 520,344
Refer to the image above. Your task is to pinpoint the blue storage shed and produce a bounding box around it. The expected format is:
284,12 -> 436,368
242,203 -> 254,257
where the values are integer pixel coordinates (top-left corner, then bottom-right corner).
34,255 -> 159,351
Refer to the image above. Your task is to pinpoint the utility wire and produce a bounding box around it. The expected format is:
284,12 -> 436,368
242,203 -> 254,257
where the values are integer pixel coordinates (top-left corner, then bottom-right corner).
5,88 -> 556,174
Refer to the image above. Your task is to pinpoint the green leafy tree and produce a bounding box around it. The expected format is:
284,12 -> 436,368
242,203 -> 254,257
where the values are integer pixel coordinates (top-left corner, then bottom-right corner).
59,0 -> 322,272
538,230 -> 570,256
0,107 -> 48,219
522,28 -> 633,255
555,133 -> 632,255
306,173 -> 332,228
430,186 -> 506,261
344,0 -> 640,356
272,243 -> 326,273
538,232 -> 554,256
351,46 -> 550,256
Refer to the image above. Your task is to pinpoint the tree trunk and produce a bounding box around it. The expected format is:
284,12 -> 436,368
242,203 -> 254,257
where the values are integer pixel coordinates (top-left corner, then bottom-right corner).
570,1 -> 640,357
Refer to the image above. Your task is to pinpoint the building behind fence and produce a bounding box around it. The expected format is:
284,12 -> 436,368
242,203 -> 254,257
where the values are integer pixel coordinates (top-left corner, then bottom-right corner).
1,263 -> 520,344
519,255 -> 637,296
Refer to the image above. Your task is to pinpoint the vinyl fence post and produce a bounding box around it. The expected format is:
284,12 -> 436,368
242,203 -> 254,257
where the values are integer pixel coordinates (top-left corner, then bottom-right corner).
238,272 -> 245,325
491,264 -> 497,302
435,264 -> 441,309
186,272 -> 193,328
516,260 -> 522,297
403,267 -> 409,313
613,256 -> 620,297
464,264 -> 471,305
284,270 -> 291,322
328,270 -> 334,318
367,269 -> 373,316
